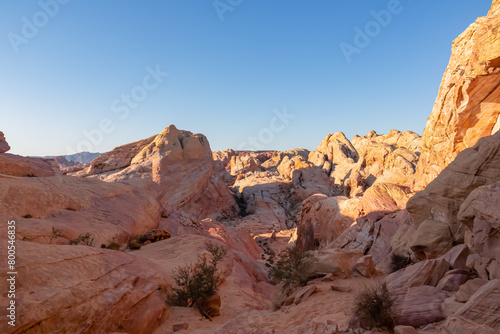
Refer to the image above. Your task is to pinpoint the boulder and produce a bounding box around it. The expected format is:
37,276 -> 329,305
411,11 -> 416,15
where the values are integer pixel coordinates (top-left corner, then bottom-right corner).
454,278 -> 489,303
435,269 -> 471,292
394,285 -> 447,327
360,183 -> 412,215
438,244 -> 471,270
385,258 -> 450,290
351,255 -> 375,278
452,279 -> 500,330
198,294 -> 222,318
296,194 -> 361,251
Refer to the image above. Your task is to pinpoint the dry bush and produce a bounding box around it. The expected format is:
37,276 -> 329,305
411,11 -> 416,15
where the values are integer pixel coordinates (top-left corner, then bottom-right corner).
391,253 -> 412,273
70,233 -> 94,246
353,282 -> 396,332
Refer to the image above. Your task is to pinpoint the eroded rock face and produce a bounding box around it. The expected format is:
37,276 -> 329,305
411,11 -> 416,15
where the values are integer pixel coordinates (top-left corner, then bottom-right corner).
308,130 -> 420,194
0,241 -> 168,334
0,154 -> 59,177
296,194 -> 361,251
407,131 -> 500,260
75,125 -> 238,220
0,175 -> 161,247
452,279 -> 500,330
414,2 -> 500,190
0,131 -> 10,153
458,182 -> 500,279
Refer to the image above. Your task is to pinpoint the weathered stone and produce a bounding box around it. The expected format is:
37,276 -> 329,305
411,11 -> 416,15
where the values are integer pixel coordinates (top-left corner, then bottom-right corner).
172,323 -> 189,332
414,2 -> 500,190
454,278 -> 489,303
351,255 -> 375,278
385,259 -> 450,290
394,285 -> 447,327
438,316 -> 497,334
436,269 -> 471,292
0,131 -> 10,153
452,279 -> 500,329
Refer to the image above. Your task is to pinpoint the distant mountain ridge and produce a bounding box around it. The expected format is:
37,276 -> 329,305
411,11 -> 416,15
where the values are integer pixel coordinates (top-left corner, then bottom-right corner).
36,152 -> 101,164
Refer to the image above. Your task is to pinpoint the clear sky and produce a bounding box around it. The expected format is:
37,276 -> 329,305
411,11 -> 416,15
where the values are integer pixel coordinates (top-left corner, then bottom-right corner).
0,0 -> 493,156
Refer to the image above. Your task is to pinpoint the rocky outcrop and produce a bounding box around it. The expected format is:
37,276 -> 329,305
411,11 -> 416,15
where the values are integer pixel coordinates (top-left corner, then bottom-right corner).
308,130 -> 420,194
414,2 -> 500,190
452,279 -> 500,330
296,194 -> 361,251
407,131 -> 500,260
0,131 -> 10,153
0,241 -> 168,334
0,175 -> 161,246
0,154 -> 59,177
75,125 -> 238,220
458,182 -> 500,279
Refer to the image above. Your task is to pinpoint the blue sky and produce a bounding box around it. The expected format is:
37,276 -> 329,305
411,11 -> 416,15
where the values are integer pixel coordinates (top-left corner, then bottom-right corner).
0,0 -> 493,156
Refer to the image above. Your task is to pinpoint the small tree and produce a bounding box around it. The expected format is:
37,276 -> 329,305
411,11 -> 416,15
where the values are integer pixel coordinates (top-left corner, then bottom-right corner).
167,241 -> 227,307
269,246 -> 312,294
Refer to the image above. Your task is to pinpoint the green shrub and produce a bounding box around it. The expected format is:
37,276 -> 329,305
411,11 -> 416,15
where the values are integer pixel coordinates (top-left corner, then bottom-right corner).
353,282 -> 396,332
269,246 -> 311,294
167,241 -> 227,307
70,233 -> 94,246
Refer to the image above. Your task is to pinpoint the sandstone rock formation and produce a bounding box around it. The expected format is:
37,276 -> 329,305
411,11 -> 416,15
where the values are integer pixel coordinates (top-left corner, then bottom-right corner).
407,131 -> 500,260
0,153 -> 59,177
0,131 -> 10,153
75,125 -> 238,220
0,241 -> 168,334
414,1 -> 500,190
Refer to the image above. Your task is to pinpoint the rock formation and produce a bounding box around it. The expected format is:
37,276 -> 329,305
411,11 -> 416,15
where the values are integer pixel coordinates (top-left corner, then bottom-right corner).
0,131 -> 10,153
407,131 -> 500,261
414,1 -> 500,190
75,125 -> 238,220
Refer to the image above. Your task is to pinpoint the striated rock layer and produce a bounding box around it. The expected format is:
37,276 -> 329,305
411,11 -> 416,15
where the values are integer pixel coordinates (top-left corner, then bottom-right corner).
414,1 -> 500,190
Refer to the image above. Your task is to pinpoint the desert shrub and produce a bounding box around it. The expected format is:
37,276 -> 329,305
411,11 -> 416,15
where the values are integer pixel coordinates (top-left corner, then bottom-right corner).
50,227 -> 62,241
353,282 -> 396,332
167,241 -> 227,307
391,253 -> 412,273
269,246 -> 311,293
128,235 -> 142,250
70,233 -> 94,246
101,242 -> 121,250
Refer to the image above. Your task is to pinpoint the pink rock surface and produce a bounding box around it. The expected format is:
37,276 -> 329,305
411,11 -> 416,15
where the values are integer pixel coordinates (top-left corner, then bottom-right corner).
452,279 -> 500,330
0,241 -> 168,334
414,1 -> 500,190
394,285 -> 447,327
0,153 -> 59,177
